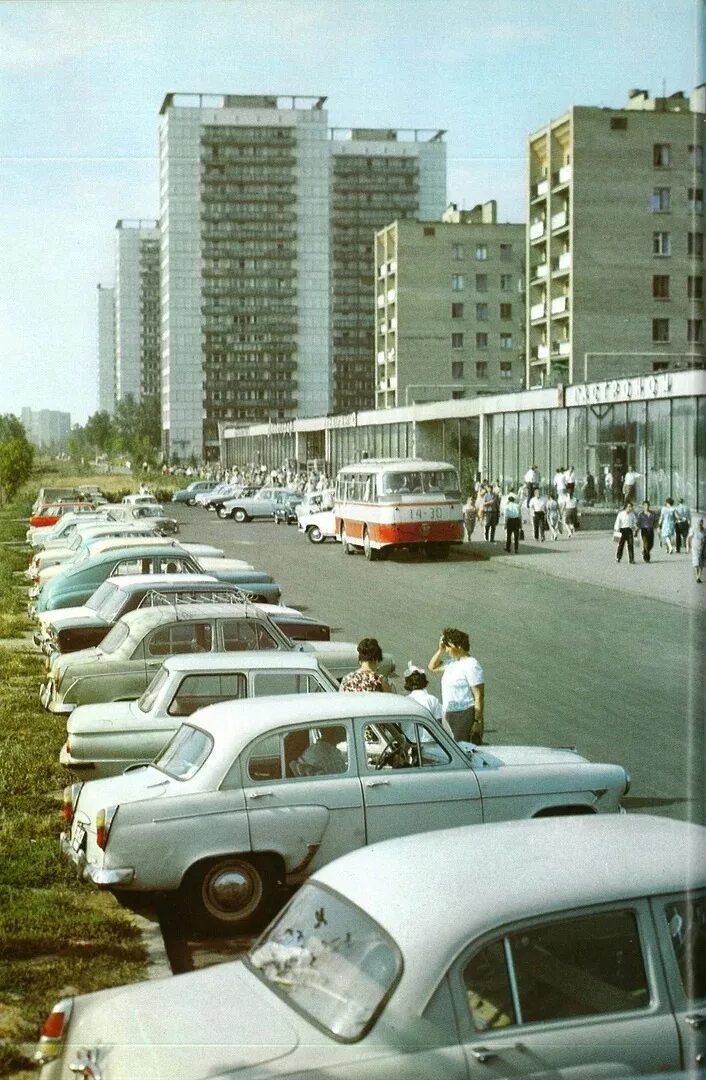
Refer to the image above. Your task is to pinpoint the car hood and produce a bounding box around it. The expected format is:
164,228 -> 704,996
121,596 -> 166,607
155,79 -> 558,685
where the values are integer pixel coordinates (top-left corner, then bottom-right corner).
61,961 -> 300,1078
67,700 -> 138,734
463,744 -> 588,767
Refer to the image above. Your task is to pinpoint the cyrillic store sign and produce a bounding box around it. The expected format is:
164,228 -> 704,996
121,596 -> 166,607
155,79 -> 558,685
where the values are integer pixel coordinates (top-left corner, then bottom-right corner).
566,373 -> 673,407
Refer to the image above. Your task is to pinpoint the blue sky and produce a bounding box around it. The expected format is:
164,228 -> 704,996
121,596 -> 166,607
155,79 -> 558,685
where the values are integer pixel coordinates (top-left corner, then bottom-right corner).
0,0 -> 700,424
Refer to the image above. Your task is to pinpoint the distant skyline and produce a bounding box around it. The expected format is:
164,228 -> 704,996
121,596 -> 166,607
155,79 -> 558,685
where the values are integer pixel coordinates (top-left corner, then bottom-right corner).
0,0 -> 701,424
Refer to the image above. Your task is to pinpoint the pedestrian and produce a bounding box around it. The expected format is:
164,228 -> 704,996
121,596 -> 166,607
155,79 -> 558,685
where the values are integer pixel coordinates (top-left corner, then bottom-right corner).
582,472 -> 596,506
503,493 -> 522,552
622,466 -> 641,504
614,501 -> 637,564
604,467 -> 614,505
528,487 -> 547,541
636,500 -> 658,562
523,465 -> 540,507
674,498 -> 691,554
462,493 -> 477,541
482,487 -> 498,542
553,466 -> 567,500
546,494 -> 561,540
658,498 -> 677,555
565,465 -> 576,497
339,638 -> 394,692
402,663 -> 449,730
687,518 -> 705,583
429,628 -> 485,743
561,490 -> 579,539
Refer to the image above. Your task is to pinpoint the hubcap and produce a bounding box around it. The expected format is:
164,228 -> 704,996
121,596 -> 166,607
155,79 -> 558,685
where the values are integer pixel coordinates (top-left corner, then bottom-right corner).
205,867 -> 256,914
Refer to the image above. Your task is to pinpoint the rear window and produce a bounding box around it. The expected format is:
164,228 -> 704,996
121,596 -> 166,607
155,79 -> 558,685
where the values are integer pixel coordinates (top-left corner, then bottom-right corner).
155,724 -> 213,780
99,621 -> 130,656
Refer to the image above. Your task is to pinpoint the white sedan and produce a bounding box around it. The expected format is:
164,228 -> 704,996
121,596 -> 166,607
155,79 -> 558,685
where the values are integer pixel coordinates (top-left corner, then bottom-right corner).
38,814 -> 706,1079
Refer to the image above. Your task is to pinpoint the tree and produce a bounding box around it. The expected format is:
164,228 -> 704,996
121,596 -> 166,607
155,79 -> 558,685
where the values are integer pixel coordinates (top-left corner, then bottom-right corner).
0,415 -> 34,501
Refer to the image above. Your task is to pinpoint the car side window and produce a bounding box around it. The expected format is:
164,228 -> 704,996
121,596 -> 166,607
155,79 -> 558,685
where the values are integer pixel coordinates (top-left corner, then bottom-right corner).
147,622 -> 213,657
245,724 -> 350,783
362,722 -> 452,771
222,621 -> 278,652
251,672 -> 328,695
462,909 -> 649,1031
168,672 -> 246,716
663,894 -> 706,1001
111,558 -> 143,577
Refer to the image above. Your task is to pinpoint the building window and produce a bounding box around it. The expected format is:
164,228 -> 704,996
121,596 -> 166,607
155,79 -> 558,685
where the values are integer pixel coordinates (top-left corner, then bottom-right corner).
688,232 -> 704,258
423,226 -> 436,237
500,361 -> 513,379
500,303 -> 512,320
500,333 -> 513,349
500,274 -> 513,291
475,274 -> 488,292
688,276 -> 703,299
652,318 -> 670,343
451,302 -> 464,318
499,244 -> 513,261
653,275 -> 670,299
475,245 -> 488,261
451,333 -> 464,349
653,231 -> 671,256
689,145 -> 704,170
452,389 -> 465,400
452,274 -> 465,291
650,188 -> 671,212
689,188 -> 704,214
452,243 -> 464,260
476,303 -> 489,321
610,116 -> 628,130
687,319 -> 703,344
476,332 -> 488,349
452,360 -> 465,378
653,361 -> 669,372
475,361 -> 488,378
653,143 -> 671,167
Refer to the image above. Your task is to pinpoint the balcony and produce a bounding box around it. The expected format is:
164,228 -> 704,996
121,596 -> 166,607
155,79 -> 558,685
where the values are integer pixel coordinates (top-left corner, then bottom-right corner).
537,343 -> 550,359
530,302 -> 547,321
552,251 -> 572,274
533,263 -> 549,279
387,288 -> 396,303
530,221 -> 546,241
551,295 -> 569,315
551,209 -> 568,232
377,350 -> 386,364
553,164 -> 572,186
377,294 -> 385,308
557,340 -> 571,356
533,178 -> 549,198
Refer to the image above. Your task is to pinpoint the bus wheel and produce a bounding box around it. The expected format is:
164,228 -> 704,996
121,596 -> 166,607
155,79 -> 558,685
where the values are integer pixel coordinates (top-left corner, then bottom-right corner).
363,528 -> 379,561
341,527 -> 355,555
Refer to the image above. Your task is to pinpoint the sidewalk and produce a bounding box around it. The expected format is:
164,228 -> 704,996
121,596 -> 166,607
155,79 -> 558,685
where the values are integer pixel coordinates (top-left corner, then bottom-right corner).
470,528 -> 704,611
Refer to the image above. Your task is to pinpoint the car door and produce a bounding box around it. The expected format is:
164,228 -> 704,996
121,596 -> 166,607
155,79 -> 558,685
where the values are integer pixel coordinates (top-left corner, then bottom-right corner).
654,890 -> 706,1071
357,718 -> 482,844
242,720 -> 365,880
451,901 -> 682,1078
138,621 -> 214,687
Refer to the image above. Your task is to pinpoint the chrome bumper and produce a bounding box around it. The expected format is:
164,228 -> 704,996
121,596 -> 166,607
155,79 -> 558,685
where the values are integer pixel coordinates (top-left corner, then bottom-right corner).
60,832 -> 135,887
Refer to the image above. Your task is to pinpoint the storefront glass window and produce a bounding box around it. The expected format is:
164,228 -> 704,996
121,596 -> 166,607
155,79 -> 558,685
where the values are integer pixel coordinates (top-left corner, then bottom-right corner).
502,413 -> 519,492
533,410 -> 551,491
646,399 -> 671,507
550,408 -> 568,478
671,398 -> 696,507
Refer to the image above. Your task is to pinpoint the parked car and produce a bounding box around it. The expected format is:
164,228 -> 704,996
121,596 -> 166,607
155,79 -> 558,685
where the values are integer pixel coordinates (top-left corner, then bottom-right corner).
218,486 -> 294,522
171,481 -> 219,505
256,603 -> 331,642
32,543 -> 255,614
59,694 -> 630,934
28,511 -> 115,551
273,490 -> 304,525
26,502 -> 95,540
33,573 -> 280,657
31,487 -> 79,515
200,484 -> 254,513
28,523 -> 161,580
120,493 -> 160,506
42,814 -> 706,1079
41,605 -> 390,711
107,503 -> 179,535
61,651 -> 339,778
298,505 -> 338,543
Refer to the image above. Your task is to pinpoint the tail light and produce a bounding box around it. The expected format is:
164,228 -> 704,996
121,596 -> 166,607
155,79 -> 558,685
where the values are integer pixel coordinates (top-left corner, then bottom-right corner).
95,805 -> 118,850
62,783 -> 82,826
34,997 -> 73,1065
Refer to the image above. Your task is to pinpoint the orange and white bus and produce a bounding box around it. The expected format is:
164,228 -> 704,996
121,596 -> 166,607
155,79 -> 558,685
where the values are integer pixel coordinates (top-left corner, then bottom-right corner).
334,458 -> 464,561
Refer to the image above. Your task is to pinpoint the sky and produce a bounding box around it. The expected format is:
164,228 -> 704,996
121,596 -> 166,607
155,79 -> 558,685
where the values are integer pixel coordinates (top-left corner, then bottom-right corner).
0,0 -> 701,425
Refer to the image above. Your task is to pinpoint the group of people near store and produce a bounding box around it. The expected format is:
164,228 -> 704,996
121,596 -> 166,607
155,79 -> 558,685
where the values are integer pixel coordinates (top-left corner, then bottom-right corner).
613,497 -> 705,581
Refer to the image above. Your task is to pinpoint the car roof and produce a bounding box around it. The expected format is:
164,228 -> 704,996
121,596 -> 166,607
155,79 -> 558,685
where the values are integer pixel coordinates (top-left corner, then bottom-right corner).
98,573 -> 219,593
115,600 -> 265,632
312,815 -> 706,1006
59,544 -> 190,577
161,651 -> 326,674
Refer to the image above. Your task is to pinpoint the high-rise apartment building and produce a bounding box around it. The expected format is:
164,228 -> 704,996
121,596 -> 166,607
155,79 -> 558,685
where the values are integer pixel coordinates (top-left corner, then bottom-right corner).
21,408 -> 71,450
114,220 -> 161,404
159,93 -> 330,462
330,129 -> 447,414
527,86 -> 706,388
375,203 -> 525,408
97,284 -> 116,414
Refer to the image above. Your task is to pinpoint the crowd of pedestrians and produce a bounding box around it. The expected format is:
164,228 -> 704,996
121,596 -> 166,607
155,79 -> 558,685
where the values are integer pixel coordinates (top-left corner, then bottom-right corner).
613,497 -> 704,581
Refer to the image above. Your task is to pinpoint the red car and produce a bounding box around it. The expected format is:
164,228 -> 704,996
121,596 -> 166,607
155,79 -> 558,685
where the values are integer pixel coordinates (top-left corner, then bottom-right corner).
28,502 -> 94,530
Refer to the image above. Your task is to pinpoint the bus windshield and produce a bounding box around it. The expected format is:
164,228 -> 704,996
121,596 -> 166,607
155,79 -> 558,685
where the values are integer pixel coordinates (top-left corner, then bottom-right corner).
380,469 -> 460,498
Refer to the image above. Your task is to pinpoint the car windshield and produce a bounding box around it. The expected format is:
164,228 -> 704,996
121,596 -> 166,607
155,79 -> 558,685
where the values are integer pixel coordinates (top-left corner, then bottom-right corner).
138,665 -> 170,713
97,586 -> 131,623
98,621 -> 130,656
248,882 -> 402,1042
154,724 -> 212,780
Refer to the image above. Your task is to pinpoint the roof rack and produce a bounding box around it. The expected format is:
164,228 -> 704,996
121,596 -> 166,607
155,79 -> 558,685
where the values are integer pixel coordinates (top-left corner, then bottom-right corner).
137,588 -> 260,611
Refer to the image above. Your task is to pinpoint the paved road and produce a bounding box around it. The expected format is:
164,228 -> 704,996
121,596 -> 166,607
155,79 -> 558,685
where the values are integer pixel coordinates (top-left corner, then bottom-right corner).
174,506 -> 704,826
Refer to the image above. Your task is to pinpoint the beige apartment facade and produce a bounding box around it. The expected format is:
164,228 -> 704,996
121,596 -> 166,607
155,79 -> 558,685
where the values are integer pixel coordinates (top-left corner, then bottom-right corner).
527,86 -> 706,388
375,205 -> 525,409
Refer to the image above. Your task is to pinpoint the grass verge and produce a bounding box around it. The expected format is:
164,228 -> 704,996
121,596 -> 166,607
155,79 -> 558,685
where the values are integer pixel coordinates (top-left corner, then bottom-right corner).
0,492 -> 148,1077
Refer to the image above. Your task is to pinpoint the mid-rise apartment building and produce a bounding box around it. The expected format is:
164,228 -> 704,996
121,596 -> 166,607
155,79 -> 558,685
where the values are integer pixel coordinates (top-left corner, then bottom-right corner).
527,86 -> 706,388
375,203 -> 525,408
97,284 -> 116,414
21,408 -> 71,450
114,219 -> 161,404
159,93 -> 330,462
330,129 -> 447,414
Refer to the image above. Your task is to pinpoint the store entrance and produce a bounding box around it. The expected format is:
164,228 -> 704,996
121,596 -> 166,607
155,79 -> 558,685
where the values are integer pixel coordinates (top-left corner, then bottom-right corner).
586,442 -> 635,506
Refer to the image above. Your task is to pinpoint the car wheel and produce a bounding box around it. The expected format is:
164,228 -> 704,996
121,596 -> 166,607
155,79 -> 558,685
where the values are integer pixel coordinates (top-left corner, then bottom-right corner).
186,498 -> 196,507
216,506 -> 229,520
341,527 -> 355,555
363,528 -> 379,561
308,525 -> 324,544
233,508 -> 249,523
183,855 -> 274,934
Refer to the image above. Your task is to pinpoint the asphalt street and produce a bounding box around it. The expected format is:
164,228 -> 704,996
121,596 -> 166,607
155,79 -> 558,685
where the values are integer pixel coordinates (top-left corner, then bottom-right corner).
174,505 -> 705,826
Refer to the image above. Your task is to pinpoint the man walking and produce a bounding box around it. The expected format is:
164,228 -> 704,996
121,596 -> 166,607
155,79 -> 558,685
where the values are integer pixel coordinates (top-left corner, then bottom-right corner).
503,493 -> 522,552
523,464 -> 540,507
614,501 -> 637,564
674,498 -> 691,554
622,466 -> 641,504
636,500 -> 658,562
529,487 -> 547,541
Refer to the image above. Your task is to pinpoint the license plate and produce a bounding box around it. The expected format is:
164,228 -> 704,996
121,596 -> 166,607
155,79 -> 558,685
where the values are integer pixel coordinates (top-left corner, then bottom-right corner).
71,825 -> 86,853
